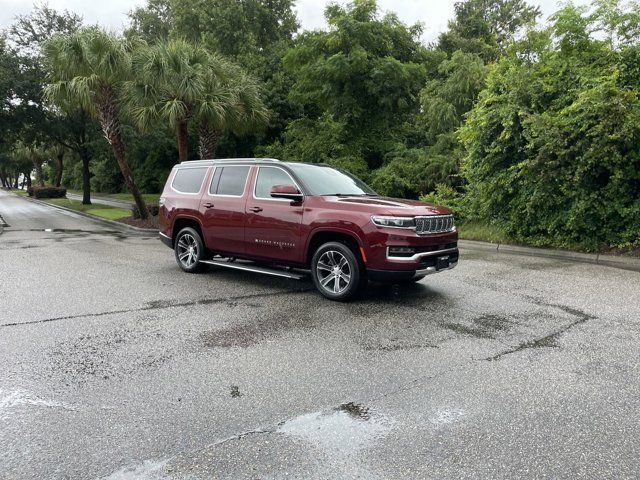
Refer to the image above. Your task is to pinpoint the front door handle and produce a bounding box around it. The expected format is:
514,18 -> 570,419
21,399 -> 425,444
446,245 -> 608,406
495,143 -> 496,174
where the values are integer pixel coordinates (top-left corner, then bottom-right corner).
249,206 -> 263,213
203,202 -> 214,209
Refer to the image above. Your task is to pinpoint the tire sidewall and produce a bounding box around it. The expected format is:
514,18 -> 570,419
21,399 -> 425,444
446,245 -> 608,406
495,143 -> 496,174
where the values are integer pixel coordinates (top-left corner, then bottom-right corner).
174,227 -> 205,273
311,241 -> 361,301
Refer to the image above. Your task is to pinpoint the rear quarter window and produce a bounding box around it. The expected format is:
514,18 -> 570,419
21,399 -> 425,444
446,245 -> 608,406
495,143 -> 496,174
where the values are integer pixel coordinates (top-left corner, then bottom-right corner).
171,167 -> 208,194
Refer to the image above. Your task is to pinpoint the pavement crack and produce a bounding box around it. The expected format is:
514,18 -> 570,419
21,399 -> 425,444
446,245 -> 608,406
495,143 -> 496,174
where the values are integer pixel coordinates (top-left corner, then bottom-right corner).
0,289 -> 313,328
485,302 -> 595,361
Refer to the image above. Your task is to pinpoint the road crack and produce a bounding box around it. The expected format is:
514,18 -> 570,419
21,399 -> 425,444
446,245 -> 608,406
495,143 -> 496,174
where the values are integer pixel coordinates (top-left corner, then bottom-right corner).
485,301 -> 595,361
0,288 -> 313,328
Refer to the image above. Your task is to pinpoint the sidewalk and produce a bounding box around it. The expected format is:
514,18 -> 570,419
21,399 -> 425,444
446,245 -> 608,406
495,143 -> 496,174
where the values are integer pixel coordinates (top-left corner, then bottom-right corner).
66,192 -> 132,208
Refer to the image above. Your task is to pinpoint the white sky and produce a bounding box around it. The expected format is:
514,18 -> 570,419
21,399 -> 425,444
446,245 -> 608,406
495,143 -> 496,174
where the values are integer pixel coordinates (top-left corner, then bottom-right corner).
0,0 -> 588,43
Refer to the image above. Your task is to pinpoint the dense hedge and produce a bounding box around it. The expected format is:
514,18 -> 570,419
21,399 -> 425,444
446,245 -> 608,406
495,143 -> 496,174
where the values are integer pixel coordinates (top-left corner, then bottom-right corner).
131,203 -> 159,219
28,186 -> 67,198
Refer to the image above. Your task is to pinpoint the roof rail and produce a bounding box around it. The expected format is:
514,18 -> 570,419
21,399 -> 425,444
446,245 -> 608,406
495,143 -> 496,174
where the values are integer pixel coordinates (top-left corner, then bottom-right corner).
178,158 -> 281,166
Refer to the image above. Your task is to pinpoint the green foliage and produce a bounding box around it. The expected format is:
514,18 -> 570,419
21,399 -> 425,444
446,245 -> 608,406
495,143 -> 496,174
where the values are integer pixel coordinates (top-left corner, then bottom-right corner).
438,0 -> 541,61
461,3 -> 640,250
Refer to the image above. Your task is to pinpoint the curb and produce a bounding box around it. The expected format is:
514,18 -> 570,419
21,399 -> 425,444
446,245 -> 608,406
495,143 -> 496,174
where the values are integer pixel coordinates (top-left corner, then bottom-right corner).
24,196 -> 157,235
459,239 -> 640,272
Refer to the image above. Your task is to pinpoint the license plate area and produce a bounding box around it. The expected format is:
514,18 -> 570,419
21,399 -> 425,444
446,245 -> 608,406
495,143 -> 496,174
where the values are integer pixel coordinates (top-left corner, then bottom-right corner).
436,256 -> 450,270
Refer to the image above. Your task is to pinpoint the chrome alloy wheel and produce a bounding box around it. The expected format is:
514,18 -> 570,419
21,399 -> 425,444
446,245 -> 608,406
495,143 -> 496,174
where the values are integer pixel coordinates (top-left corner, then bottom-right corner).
177,233 -> 199,268
316,250 -> 352,294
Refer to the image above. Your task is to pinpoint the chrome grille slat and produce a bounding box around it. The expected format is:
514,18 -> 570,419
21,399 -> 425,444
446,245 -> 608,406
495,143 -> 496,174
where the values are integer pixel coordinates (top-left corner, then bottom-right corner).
414,215 -> 455,234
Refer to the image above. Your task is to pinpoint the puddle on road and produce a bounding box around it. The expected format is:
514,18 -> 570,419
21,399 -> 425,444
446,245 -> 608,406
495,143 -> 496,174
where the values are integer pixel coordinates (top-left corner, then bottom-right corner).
278,402 -> 392,452
0,388 -> 76,417
429,407 -> 465,428
103,459 -> 169,480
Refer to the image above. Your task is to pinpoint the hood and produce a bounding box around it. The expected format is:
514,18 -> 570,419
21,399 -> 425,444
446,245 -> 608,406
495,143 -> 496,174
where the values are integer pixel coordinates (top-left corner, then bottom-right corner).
320,195 -> 452,216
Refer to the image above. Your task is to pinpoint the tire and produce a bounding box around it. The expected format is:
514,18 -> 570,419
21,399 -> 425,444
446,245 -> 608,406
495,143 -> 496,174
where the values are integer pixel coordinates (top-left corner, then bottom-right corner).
311,241 -> 363,301
174,227 -> 207,273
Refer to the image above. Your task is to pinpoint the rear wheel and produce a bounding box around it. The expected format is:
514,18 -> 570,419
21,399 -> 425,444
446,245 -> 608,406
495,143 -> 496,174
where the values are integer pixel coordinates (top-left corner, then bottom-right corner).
311,242 -> 363,301
174,227 -> 207,273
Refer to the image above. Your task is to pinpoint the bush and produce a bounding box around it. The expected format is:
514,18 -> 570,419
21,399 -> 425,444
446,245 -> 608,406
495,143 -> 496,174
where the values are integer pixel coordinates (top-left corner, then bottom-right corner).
28,186 -> 67,198
131,203 -> 159,219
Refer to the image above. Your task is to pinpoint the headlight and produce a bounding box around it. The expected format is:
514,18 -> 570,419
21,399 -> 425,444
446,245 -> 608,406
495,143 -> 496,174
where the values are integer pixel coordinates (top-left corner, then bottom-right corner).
371,216 -> 415,228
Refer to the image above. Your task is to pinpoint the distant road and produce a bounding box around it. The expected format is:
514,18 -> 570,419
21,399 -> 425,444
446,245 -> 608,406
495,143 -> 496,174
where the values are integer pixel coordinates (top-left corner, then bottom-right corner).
0,189 -> 127,232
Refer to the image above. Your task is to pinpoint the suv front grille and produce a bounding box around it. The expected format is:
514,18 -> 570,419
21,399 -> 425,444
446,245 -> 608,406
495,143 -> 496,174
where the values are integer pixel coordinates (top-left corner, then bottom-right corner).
415,215 -> 455,234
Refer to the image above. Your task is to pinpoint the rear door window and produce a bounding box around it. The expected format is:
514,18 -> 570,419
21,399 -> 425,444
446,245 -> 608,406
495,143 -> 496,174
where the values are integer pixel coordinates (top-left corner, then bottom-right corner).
171,167 -> 208,194
212,166 -> 250,196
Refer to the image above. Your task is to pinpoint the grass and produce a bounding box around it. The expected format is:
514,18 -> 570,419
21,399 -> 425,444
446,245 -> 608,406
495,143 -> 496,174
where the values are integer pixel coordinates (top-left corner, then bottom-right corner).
12,189 -> 29,197
456,221 -> 513,244
44,197 -> 131,221
67,189 -> 160,204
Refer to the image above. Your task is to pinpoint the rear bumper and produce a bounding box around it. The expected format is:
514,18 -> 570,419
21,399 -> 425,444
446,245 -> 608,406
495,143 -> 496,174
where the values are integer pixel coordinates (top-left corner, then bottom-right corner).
159,231 -> 173,249
367,250 -> 458,283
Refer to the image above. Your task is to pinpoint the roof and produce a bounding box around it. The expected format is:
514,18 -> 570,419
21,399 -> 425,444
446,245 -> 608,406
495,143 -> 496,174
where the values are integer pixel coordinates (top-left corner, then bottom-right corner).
177,158 -> 282,167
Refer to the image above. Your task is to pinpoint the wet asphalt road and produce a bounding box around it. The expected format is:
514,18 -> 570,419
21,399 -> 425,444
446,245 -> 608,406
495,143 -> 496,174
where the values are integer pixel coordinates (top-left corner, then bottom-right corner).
1,188 -> 639,479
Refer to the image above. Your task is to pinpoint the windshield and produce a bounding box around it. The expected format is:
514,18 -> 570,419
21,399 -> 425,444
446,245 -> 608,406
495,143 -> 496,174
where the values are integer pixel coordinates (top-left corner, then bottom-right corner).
287,164 -> 377,196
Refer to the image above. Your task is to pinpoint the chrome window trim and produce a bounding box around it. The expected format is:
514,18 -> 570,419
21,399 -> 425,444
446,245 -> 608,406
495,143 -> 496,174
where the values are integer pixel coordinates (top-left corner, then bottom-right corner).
170,166 -> 210,195
206,165 -> 251,198
252,166 -> 304,202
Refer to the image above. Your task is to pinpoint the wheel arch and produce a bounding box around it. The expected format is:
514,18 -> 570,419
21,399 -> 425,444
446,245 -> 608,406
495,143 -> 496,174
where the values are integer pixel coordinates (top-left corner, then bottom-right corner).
305,228 -> 365,267
172,216 -> 205,248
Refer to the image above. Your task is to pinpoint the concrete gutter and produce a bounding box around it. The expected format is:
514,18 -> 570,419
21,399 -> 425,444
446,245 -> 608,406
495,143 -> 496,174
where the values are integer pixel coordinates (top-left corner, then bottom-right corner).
459,239 -> 640,273
24,196 -> 157,235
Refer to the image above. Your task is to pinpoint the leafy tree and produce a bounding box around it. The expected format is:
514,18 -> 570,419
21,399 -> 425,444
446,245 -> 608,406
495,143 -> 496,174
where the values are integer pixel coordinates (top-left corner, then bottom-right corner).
127,0 -> 171,43
276,0 -> 427,170
460,2 -> 640,250
438,0 -> 540,61
44,28 -> 151,219
169,0 -> 298,58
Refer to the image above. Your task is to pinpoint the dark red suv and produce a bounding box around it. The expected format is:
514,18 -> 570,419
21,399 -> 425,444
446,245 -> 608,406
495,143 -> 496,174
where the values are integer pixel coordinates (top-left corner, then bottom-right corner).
158,159 -> 458,300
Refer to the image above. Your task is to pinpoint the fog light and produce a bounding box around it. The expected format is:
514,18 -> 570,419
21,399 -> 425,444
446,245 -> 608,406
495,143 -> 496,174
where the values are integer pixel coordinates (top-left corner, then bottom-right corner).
388,246 -> 415,257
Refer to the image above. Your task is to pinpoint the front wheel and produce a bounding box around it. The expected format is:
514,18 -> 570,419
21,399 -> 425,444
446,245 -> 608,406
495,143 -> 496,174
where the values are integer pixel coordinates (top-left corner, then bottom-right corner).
311,242 -> 363,301
174,227 -> 207,273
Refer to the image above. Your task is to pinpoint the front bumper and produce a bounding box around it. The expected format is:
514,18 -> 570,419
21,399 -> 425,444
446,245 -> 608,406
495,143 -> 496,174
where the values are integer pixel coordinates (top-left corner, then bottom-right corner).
367,248 -> 460,283
367,253 -> 458,282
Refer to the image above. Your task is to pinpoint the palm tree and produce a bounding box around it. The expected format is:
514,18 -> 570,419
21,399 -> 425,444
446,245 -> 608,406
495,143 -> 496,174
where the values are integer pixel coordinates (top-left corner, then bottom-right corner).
48,144 -> 66,187
14,142 -> 46,187
126,39 -> 214,162
196,66 -> 269,159
44,27 -> 150,219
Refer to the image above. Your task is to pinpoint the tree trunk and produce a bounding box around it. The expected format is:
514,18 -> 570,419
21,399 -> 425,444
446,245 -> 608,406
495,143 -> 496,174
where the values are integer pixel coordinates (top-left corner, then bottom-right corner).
198,124 -> 222,159
33,160 -> 45,187
13,171 -> 19,189
97,91 -> 150,220
81,147 -> 91,205
0,171 -> 7,188
55,150 -> 64,187
25,172 -> 32,188
176,120 -> 189,163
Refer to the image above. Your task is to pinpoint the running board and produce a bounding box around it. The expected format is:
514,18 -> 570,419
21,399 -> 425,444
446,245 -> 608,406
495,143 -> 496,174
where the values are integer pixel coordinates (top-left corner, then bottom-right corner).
199,259 -> 307,280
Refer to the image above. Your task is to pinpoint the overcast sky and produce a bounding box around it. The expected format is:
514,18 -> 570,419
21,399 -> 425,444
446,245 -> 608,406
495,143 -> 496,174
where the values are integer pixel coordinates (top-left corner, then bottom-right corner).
0,0 -> 588,43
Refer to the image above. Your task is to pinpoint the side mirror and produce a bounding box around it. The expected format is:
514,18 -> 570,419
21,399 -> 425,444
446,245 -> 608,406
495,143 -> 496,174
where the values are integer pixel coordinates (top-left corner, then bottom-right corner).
270,184 -> 303,202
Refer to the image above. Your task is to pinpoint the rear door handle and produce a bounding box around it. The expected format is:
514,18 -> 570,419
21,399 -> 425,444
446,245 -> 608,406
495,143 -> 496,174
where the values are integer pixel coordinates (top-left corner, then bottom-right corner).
203,202 -> 214,209
249,206 -> 263,213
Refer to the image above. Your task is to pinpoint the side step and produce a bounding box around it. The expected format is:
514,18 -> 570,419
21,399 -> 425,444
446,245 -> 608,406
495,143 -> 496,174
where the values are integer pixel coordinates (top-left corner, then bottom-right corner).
199,259 -> 307,280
